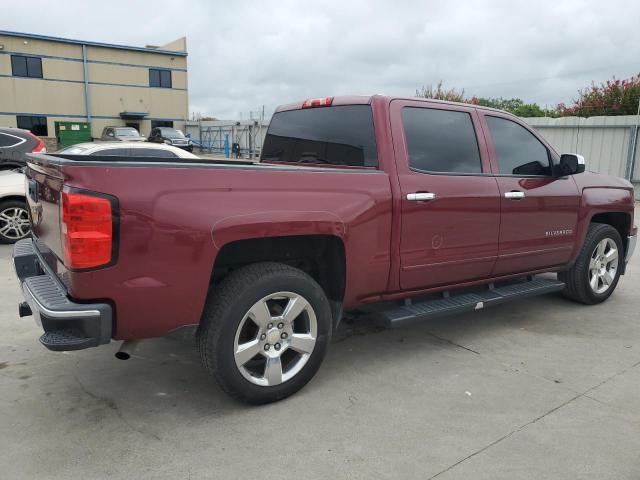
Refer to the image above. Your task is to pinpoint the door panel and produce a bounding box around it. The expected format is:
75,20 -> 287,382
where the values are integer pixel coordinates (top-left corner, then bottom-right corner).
493,176 -> 580,275
399,174 -> 501,289
481,113 -> 581,275
390,100 -> 501,291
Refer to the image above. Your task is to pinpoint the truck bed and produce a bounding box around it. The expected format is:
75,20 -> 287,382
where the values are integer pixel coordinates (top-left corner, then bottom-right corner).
25,152 -> 393,339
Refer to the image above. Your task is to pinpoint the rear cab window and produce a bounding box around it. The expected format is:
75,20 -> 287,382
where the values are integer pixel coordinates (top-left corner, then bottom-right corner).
261,105 -> 378,167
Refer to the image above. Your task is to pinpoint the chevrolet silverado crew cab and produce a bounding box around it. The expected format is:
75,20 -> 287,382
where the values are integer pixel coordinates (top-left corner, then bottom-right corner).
13,95 -> 637,404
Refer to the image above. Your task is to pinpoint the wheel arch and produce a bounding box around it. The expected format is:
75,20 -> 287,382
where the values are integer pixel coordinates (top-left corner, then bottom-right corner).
0,195 -> 27,205
211,234 -> 347,328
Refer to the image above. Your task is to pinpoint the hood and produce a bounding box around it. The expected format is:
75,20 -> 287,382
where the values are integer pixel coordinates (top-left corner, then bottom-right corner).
577,170 -> 634,190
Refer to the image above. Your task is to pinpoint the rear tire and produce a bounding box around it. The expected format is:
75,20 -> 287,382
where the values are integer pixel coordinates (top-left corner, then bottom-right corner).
559,223 -> 623,304
0,199 -> 30,244
197,262 -> 332,404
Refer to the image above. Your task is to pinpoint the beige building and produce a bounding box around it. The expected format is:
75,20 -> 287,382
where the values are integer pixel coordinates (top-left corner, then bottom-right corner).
0,30 -> 188,144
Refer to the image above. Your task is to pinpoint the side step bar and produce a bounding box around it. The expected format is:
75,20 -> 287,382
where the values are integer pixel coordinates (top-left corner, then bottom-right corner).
380,277 -> 565,328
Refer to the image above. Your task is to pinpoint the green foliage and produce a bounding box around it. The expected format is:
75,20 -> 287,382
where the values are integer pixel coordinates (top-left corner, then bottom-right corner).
414,74 -> 640,118
470,97 -> 549,117
414,82 -> 549,117
556,74 -> 640,117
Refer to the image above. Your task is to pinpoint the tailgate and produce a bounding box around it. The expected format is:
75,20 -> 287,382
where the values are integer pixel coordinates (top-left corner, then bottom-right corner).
25,156 -> 65,268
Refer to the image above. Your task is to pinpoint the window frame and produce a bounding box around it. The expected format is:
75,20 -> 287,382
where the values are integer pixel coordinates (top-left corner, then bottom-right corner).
149,68 -> 172,88
481,112 -> 556,178
11,55 -> 43,78
16,115 -> 48,137
390,99 -> 492,177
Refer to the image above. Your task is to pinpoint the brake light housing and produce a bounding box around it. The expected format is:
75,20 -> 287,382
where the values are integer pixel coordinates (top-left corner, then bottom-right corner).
61,189 -> 118,270
27,132 -> 47,153
302,97 -> 334,108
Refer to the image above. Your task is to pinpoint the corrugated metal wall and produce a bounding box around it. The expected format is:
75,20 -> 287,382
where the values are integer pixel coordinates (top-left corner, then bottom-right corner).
524,116 -> 640,193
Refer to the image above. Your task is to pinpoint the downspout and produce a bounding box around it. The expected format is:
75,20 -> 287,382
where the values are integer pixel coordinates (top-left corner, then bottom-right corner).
82,44 -> 92,124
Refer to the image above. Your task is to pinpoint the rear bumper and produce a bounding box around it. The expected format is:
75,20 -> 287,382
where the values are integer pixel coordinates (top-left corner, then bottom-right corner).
12,239 -> 112,351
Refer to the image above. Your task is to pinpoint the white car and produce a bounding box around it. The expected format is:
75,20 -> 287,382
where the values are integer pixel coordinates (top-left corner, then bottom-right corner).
0,169 -> 29,244
57,141 -> 200,159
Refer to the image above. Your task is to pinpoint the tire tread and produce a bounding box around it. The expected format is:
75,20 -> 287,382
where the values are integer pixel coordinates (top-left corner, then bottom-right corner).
197,262 -> 329,403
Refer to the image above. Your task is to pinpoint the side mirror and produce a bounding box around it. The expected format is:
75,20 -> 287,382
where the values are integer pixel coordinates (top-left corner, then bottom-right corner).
558,153 -> 585,176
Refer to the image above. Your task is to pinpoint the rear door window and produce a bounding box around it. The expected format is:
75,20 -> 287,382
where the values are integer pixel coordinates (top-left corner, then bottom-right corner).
261,105 -> 378,167
401,107 -> 482,174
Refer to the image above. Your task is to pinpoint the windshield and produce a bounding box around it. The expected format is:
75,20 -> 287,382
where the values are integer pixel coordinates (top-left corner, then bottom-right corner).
115,128 -> 141,137
160,128 -> 186,139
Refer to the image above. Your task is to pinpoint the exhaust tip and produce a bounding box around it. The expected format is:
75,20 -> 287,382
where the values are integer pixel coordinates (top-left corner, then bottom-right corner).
115,351 -> 130,360
115,340 -> 139,360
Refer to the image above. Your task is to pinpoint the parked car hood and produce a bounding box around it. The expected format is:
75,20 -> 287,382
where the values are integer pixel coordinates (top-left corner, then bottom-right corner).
0,170 -> 25,197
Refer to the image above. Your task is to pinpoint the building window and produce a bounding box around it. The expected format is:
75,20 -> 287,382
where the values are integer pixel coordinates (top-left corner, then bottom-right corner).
17,116 -> 48,137
151,120 -> 174,129
11,55 -> 43,78
149,68 -> 172,88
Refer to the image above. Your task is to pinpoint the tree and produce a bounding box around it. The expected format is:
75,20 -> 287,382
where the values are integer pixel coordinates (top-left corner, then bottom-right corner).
556,74 -> 640,117
415,81 -> 466,102
415,83 -> 548,117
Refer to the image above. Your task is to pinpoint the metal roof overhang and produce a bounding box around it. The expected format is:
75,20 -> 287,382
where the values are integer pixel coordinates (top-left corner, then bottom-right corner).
119,112 -> 149,119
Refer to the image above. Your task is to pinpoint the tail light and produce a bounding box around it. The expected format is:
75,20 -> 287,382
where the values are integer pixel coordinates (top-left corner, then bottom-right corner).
61,189 -> 117,270
27,132 -> 47,153
302,97 -> 334,108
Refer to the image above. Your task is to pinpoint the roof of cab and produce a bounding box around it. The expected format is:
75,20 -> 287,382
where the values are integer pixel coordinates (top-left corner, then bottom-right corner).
274,94 -> 512,116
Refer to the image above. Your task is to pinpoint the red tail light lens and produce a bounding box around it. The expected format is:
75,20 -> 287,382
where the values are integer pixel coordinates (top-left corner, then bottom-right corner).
302,97 -> 334,108
27,132 -> 47,153
61,190 -> 116,269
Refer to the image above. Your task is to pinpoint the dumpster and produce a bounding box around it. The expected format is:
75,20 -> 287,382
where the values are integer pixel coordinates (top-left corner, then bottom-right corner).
55,121 -> 91,148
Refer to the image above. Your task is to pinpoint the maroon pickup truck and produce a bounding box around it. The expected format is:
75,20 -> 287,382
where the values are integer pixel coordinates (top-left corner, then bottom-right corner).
13,95 -> 637,403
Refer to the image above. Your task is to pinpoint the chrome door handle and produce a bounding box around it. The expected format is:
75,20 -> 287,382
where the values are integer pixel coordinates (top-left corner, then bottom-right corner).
407,192 -> 436,201
504,191 -> 525,199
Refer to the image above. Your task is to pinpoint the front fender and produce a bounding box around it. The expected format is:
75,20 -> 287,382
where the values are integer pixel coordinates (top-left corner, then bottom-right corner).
571,186 -> 635,262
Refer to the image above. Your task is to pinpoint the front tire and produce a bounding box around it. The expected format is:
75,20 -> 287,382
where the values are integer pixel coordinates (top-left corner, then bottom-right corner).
197,262 -> 332,404
559,223 -> 623,304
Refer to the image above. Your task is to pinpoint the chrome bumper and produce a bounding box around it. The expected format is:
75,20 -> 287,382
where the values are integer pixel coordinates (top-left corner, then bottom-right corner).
626,234 -> 637,264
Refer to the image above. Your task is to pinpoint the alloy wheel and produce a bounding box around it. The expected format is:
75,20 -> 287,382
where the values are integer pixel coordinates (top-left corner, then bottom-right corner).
0,207 -> 30,241
233,291 -> 317,387
588,238 -> 618,294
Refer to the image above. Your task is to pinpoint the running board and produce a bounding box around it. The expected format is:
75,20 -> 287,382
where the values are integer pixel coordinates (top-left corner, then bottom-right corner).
380,278 -> 565,328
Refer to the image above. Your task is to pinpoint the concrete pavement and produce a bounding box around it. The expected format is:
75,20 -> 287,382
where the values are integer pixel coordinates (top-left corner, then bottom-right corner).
1,222 -> 639,479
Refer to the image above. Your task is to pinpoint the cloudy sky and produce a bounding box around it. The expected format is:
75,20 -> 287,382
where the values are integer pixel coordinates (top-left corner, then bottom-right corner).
4,0 -> 640,119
